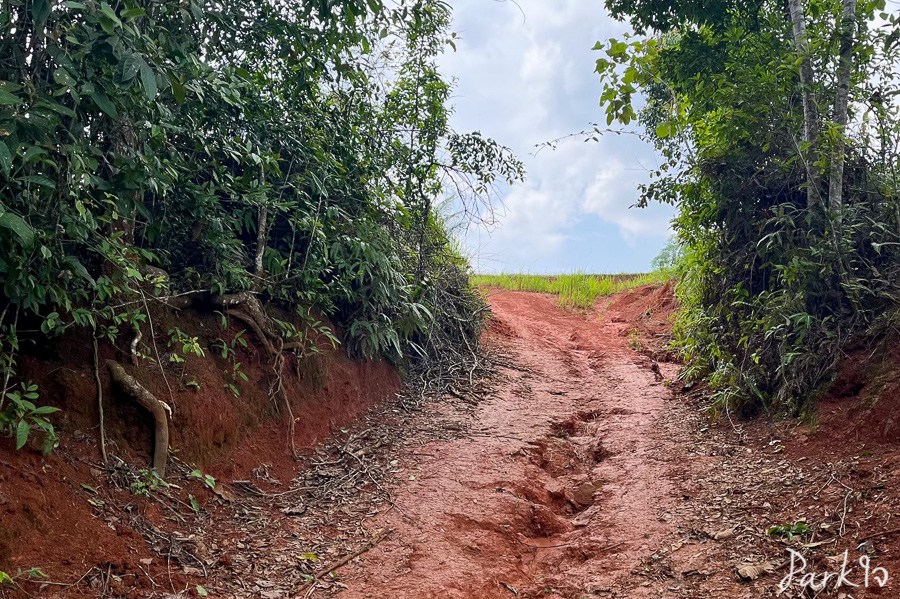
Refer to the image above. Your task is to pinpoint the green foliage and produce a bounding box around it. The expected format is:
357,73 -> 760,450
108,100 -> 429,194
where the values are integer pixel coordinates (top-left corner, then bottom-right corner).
214,329 -> 248,362
190,469 -> 216,490
213,328 -> 249,396
650,239 -> 681,274
0,0 -> 524,445
130,468 -> 169,496
168,328 -> 205,364
0,566 -> 49,585
605,0 -> 754,33
598,0 -> 900,415
276,307 -> 339,357
471,272 -> 671,309
766,521 -> 810,540
1,382 -> 59,452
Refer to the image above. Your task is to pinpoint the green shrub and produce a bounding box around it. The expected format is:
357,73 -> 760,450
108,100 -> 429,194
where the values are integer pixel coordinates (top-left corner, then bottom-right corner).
0,0 -> 523,447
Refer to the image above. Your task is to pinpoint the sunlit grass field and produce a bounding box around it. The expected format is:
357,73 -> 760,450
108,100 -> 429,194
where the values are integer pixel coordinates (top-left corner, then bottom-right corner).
470,272 -> 670,309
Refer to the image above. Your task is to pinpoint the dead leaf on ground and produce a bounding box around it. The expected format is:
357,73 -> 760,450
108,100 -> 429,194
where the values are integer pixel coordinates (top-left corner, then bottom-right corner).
709,527 -> 736,540
736,562 -> 775,580
211,484 -> 236,502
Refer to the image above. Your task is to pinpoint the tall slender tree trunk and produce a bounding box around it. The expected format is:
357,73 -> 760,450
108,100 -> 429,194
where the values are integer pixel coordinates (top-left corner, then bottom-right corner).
254,162 -> 268,288
828,0 -> 857,217
787,0 -> 822,209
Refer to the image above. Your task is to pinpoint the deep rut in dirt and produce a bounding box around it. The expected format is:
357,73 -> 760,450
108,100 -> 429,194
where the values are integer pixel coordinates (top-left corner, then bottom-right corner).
334,290 -> 688,598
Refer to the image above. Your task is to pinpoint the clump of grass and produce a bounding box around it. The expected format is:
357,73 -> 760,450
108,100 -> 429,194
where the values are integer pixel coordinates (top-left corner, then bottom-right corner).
471,271 -> 670,309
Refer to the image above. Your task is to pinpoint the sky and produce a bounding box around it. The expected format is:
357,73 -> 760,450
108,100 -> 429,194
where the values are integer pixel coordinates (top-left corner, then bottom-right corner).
438,0 -> 676,274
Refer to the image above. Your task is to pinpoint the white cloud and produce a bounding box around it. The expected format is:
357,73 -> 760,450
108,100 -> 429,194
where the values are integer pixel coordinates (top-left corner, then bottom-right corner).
492,186 -> 572,253
439,0 -> 676,272
582,158 -> 673,242
519,40 -> 562,90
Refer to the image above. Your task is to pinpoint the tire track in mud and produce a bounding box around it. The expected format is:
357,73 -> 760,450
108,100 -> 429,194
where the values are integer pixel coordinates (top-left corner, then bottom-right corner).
335,290 -> 690,599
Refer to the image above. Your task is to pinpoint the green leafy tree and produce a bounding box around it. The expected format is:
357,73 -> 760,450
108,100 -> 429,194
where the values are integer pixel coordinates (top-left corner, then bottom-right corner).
595,0 -> 900,413
0,0 -> 524,448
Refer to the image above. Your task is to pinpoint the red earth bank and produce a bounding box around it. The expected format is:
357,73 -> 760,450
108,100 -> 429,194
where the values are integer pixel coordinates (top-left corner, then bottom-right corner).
1,305 -> 399,595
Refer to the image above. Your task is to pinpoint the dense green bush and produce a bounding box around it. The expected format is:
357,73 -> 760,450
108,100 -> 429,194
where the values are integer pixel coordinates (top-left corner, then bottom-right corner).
0,0 -> 523,447
597,0 -> 900,414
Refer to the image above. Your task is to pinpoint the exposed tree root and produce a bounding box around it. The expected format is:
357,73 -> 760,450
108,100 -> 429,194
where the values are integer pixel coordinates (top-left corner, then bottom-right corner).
270,347 -> 299,460
227,309 -> 276,356
107,360 -> 171,478
130,326 -> 143,366
93,333 -> 108,464
213,292 -> 301,459
121,289 -> 306,462
214,292 -> 280,356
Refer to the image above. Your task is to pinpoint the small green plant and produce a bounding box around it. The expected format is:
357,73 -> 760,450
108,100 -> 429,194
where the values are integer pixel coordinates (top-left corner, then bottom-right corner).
168,328 -> 205,363
0,383 -> 59,453
130,469 -> 170,497
167,328 -> 206,389
215,330 -> 249,396
190,469 -> 216,490
189,494 -> 201,514
24,567 -> 47,580
223,362 -> 249,397
275,307 -> 340,356
766,521 -> 810,541
214,329 -> 248,361
0,567 -> 47,589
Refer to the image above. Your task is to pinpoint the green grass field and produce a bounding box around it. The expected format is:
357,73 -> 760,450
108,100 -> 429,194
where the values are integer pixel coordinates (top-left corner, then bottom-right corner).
470,272 -> 671,309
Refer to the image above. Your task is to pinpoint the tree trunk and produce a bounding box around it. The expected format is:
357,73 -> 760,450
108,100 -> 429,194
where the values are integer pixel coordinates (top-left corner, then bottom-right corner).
828,0 -> 857,217
786,0 -> 822,209
254,162 -> 268,287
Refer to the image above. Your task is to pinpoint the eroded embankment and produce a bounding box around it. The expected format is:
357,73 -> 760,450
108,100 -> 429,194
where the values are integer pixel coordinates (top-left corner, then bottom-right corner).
0,304 -> 400,597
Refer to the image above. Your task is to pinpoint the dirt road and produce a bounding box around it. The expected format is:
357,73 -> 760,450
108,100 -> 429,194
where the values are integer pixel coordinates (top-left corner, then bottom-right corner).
334,289 -> 732,598
5,286 -> 895,598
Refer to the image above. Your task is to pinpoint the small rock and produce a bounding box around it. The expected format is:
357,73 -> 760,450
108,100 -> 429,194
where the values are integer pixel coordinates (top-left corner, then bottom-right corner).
572,480 -> 602,506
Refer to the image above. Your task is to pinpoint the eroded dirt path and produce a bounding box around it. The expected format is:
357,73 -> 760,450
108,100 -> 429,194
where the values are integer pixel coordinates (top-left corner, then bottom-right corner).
7,286 -> 897,598
336,290 -> 698,598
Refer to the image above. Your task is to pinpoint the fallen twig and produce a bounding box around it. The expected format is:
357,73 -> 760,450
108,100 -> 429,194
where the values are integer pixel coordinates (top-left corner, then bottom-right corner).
856,526 -> 900,544
295,529 -> 393,595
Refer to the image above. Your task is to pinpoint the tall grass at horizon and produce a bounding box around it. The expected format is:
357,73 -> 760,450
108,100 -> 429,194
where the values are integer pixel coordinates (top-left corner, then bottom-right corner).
470,271 -> 671,309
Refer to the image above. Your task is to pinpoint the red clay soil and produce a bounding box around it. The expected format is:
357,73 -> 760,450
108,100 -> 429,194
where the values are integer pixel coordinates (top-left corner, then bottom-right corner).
0,306 -> 399,597
5,285 -> 900,598
334,287 -> 900,599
